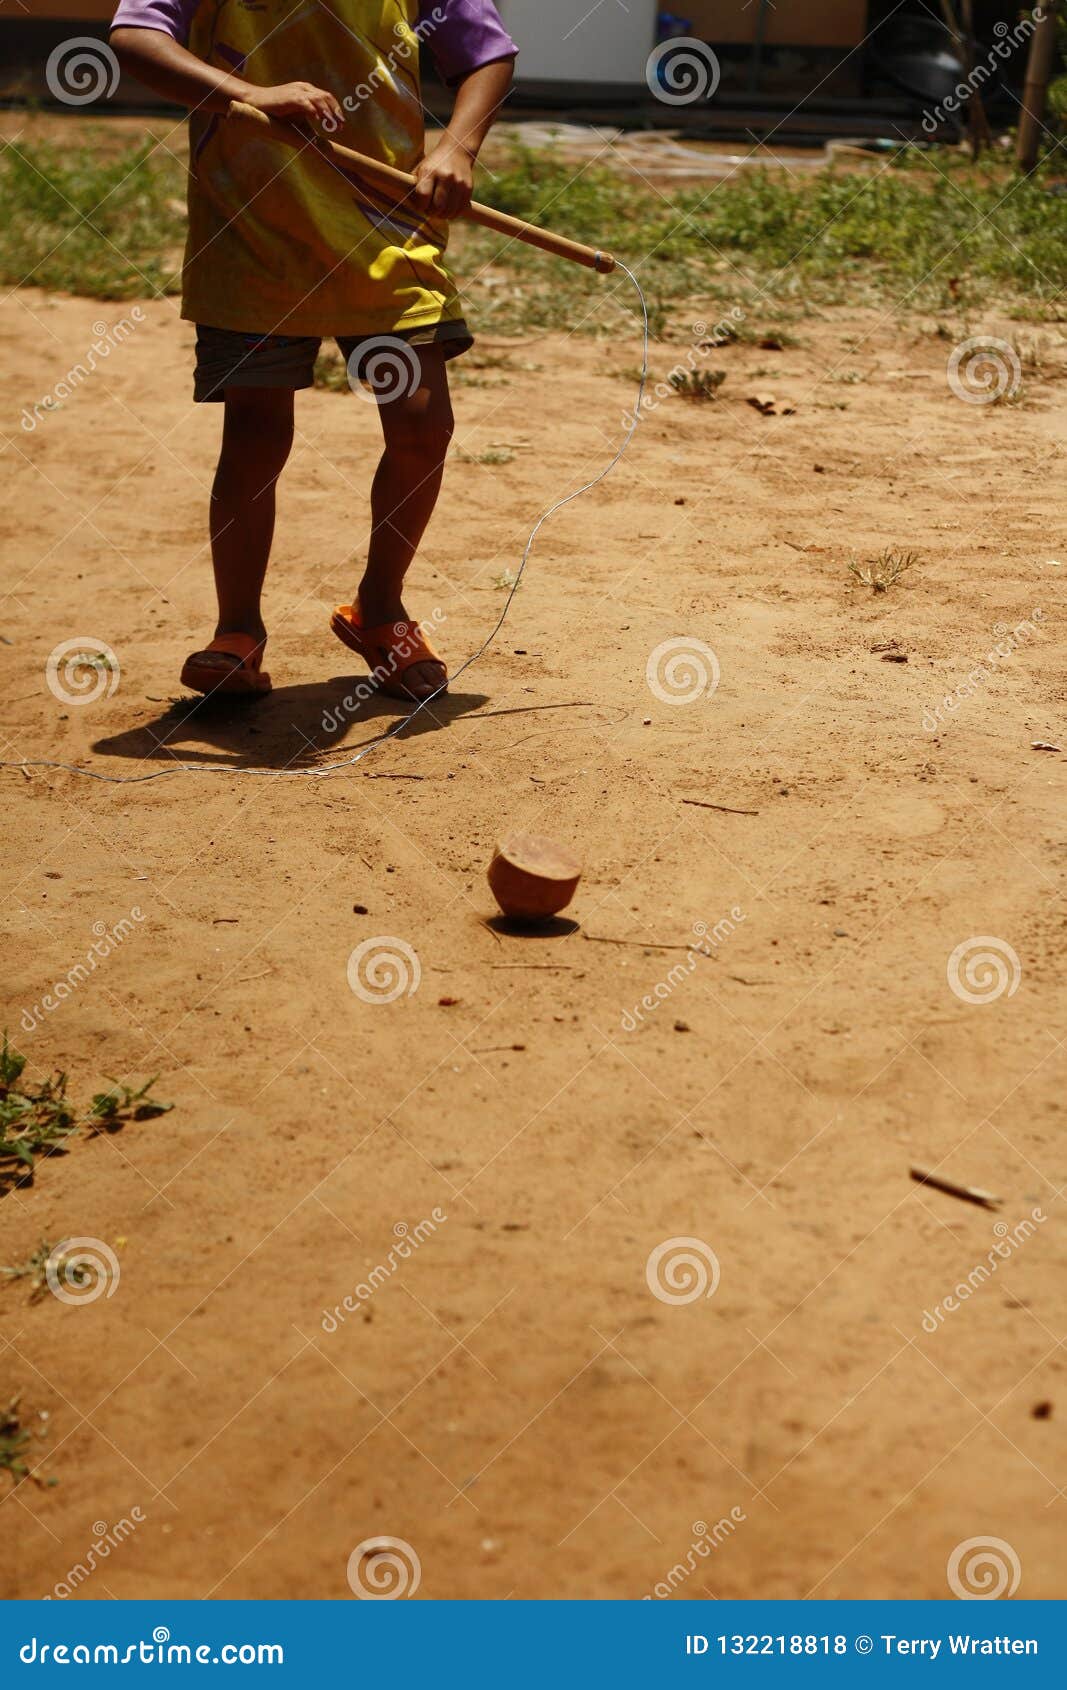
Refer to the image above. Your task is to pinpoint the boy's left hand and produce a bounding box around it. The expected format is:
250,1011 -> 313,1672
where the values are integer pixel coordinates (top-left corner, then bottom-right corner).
412,137 -> 475,220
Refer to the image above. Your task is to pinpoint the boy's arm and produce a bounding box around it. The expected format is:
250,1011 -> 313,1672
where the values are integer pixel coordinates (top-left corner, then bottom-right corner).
109,0 -> 341,123
414,57 -> 514,219
414,0 -> 518,218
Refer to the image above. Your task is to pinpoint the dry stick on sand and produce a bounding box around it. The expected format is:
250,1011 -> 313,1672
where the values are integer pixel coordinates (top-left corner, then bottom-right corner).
491,962 -> 574,970
582,934 -> 704,952
462,701 -> 594,722
681,798 -> 761,815
910,1164 -> 1002,1211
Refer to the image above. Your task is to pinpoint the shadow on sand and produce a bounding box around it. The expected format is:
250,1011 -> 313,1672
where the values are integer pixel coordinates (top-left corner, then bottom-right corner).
92,673 -> 491,771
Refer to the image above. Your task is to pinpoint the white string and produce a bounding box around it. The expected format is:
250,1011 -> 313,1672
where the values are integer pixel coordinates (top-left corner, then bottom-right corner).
2,262 -> 648,788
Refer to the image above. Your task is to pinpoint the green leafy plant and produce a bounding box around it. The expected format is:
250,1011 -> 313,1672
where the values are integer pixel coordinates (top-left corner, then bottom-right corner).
89,1076 -> 172,1128
0,1034 -> 171,1194
2,1239 -> 61,1300
0,1396 -> 56,1488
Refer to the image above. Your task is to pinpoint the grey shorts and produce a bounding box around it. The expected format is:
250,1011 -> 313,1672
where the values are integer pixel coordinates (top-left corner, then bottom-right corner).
193,318 -> 473,402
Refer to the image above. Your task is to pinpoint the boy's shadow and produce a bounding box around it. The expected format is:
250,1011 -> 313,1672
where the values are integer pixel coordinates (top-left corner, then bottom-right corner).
92,674 -> 490,769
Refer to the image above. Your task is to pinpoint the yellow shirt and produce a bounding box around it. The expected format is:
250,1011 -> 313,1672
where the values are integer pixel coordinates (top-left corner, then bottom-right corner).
110,0 -> 516,334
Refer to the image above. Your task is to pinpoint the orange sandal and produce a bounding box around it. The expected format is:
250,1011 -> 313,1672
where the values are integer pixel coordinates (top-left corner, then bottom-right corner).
180,633 -> 271,697
330,604 -> 447,702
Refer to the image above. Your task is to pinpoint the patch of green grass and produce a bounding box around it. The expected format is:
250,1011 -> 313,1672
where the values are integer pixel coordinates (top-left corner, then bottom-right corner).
2,1239 -> 60,1300
0,1396 -> 55,1488
463,143 -> 1067,333
0,1034 -> 171,1195
4,130 -> 1066,333
2,1237 -> 111,1302
449,369 -> 504,389
456,445 -> 514,465
670,367 -> 726,401
312,350 -> 350,391
0,134 -> 186,298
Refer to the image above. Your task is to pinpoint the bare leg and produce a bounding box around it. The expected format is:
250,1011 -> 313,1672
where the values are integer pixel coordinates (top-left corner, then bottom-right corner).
355,347 -> 453,700
190,386 -> 294,675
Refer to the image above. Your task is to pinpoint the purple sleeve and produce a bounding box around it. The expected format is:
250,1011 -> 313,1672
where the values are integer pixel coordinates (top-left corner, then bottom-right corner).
109,0 -> 200,43
420,0 -> 518,85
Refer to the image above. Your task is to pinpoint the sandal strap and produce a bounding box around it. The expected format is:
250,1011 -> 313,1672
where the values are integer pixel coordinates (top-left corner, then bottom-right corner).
203,633 -> 265,666
361,618 -> 441,675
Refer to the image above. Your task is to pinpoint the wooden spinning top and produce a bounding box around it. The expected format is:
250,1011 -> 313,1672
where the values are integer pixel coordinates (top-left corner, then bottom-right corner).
487,832 -> 582,920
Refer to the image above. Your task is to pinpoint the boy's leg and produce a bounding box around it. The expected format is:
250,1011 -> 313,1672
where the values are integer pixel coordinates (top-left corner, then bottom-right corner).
357,345 -> 453,701
190,386 -> 295,676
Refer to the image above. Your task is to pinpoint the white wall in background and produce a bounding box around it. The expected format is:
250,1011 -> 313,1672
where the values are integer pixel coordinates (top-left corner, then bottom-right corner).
497,0 -> 660,84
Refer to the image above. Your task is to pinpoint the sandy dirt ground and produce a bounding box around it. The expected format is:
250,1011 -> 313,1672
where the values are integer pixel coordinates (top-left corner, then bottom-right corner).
1,250 -> 1065,1602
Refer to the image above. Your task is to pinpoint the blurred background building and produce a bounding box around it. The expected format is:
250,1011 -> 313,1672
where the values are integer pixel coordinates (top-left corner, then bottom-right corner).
0,1 -> 1050,142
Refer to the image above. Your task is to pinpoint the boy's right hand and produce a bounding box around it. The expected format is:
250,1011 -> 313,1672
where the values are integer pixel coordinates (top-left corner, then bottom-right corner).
240,82 -> 343,127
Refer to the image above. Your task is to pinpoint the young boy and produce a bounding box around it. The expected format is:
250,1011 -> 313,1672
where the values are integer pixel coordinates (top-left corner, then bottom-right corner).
109,1 -> 517,702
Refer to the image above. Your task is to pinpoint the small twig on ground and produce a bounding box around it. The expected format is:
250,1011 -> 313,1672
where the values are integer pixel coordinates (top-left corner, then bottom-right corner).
490,963 -> 574,970
910,1164 -> 1001,1210
681,798 -> 761,815
462,701 -> 594,722
582,934 -> 698,952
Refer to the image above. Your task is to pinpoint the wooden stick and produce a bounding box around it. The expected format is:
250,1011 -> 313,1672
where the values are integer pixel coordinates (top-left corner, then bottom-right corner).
582,934 -> 698,952
681,798 -> 760,815
226,101 -> 617,274
910,1164 -> 1002,1211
